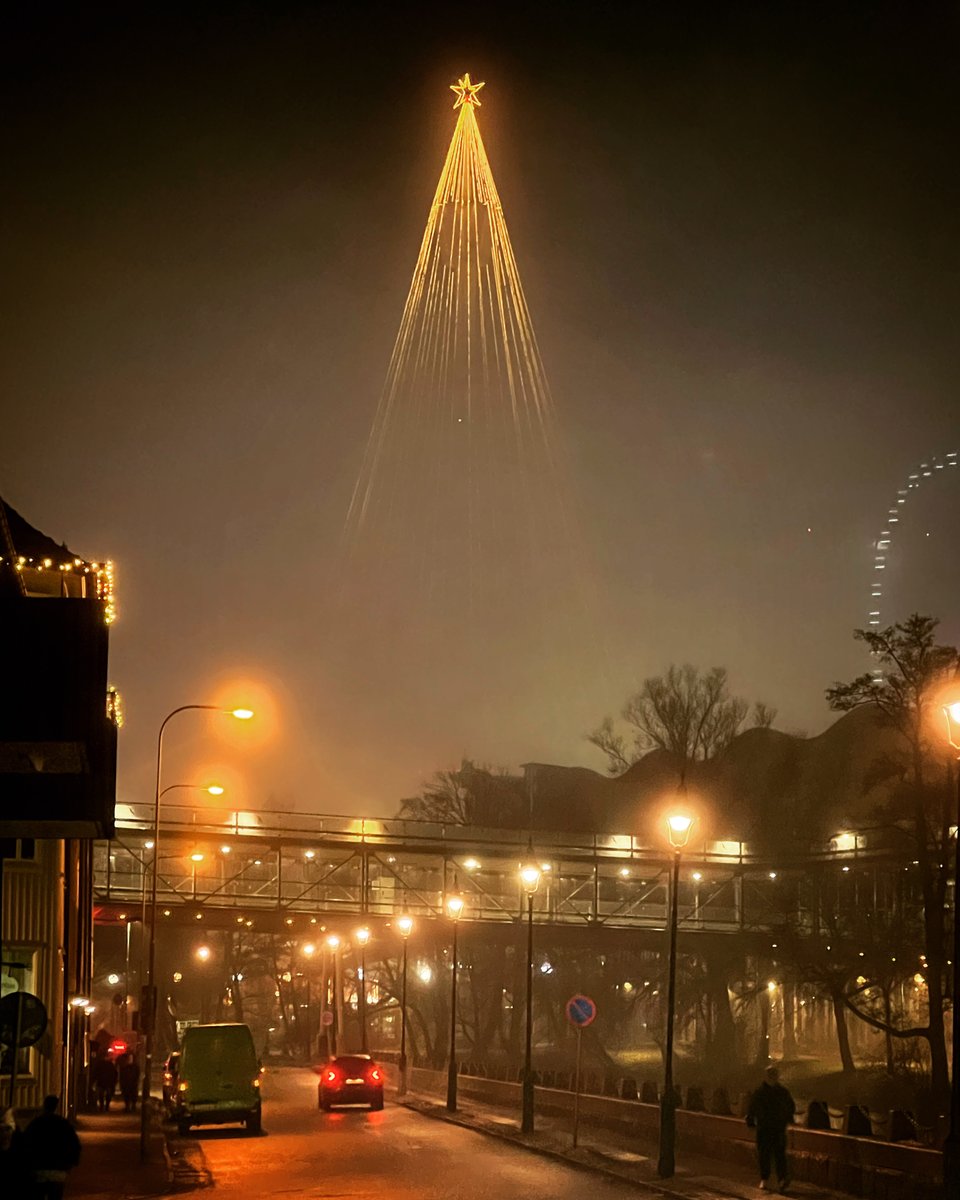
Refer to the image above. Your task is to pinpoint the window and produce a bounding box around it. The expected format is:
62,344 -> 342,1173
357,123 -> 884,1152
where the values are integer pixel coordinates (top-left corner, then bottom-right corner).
0,947 -> 39,1078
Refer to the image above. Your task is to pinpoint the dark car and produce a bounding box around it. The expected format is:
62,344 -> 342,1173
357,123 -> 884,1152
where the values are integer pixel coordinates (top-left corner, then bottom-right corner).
318,1054 -> 384,1111
162,1051 -> 181,1115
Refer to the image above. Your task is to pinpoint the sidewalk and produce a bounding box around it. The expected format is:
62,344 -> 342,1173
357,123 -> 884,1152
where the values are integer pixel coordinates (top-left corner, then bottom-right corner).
67,1107 -> 170,1199
401,1090 -> 852,1200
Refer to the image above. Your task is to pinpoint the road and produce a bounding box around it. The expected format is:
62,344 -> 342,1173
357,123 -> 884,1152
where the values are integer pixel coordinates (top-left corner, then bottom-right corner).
173,1066 -> 658,1199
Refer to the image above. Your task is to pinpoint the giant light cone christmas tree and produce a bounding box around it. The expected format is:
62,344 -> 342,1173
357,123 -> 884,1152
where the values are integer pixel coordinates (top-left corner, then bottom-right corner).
343,76 -> 595,708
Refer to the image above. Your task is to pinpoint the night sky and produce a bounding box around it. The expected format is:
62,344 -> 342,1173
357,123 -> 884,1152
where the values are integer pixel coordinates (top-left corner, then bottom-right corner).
2,4 -> 958,818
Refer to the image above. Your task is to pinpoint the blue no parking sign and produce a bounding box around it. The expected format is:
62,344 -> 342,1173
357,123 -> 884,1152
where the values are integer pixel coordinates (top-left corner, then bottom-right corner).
565,994 -> 597,1028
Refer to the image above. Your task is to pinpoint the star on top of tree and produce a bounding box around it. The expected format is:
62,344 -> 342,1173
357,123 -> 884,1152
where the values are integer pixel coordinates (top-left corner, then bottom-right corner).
451,73 -> 485,109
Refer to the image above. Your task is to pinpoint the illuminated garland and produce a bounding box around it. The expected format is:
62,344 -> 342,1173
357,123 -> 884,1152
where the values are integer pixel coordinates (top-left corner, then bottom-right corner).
0,554 -> 117,624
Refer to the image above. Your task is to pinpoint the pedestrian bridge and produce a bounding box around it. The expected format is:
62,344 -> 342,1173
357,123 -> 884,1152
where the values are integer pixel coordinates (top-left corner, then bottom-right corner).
93,804 -> 902,937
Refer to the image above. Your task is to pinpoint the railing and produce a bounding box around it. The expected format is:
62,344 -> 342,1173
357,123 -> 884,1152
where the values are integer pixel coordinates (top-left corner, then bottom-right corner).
92,806 -> 917,933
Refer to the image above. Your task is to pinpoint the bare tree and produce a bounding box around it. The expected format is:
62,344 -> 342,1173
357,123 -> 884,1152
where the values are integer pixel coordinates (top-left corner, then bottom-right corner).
752,701 -> 778,729
588,665 -> 755,775
826,613 -> 958,1099
398,759 -> 524,827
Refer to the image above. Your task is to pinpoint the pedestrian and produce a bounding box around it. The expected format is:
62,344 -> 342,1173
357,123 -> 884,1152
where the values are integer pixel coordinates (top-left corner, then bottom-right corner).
22,1095 -> 81,1200
94,1055 -> 118,1112
746,1065 -> 795,1193
118,1054 -> 140,1112
1,1106 -> 29,1195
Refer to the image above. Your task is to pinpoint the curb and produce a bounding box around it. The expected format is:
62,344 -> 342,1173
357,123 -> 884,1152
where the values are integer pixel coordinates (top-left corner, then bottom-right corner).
399,1096 -> 748,1200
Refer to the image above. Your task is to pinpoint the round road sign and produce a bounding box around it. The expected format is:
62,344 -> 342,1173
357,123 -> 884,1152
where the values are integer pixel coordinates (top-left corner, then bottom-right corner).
565,994 -> 597,1028
320,1010 -> 334,1027
0,991 -> 48,1048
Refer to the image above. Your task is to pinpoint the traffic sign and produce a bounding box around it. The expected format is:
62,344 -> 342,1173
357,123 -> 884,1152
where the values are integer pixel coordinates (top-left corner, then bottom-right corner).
0,991 -> 48,1048
565,994 -> 596,1028
320,1011 -> 334,1028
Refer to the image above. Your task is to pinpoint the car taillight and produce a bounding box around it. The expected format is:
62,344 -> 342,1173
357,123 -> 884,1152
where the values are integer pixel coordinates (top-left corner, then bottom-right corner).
369,1067 -> 382,1083
324,1069 -> 339,1084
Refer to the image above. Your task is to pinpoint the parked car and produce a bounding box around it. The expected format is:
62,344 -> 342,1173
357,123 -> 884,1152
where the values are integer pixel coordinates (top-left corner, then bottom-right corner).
175,1023 -> 262,1135
162,1051 -> 181,1115
318,1055 -> 384,1111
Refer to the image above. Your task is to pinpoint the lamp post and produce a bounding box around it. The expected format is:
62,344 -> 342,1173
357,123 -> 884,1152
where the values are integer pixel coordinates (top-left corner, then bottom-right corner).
326,935 -> 341,1058
139,783 -> 224,990
446,883 -> 464,1112
942,701 -> 960,1195
140,704 -> 252,1160
355,926 -> 371,1053
396,914 -> 413,1096
520,862 -> 541,1133
657,811 -> 694,1179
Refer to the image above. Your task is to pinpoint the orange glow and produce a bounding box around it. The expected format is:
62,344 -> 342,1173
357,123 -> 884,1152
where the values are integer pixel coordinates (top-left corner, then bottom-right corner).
666,813 -> 694,849
210,674 -> 284,753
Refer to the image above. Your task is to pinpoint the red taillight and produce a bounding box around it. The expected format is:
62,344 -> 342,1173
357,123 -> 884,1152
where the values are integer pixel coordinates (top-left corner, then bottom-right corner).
369,1067 -> 382,1084
324,1069 -> 339,1084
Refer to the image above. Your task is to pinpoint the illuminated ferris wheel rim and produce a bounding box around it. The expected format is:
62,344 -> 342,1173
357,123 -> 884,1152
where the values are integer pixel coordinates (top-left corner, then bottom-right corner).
868,449 -> 958,639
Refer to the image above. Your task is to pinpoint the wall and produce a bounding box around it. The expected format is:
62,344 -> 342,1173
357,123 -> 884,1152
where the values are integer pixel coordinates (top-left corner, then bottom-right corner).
407,1067 -> 942,1200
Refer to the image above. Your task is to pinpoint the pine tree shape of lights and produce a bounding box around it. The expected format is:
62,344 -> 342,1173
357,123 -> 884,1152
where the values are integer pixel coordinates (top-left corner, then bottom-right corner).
345,75 -> 578,634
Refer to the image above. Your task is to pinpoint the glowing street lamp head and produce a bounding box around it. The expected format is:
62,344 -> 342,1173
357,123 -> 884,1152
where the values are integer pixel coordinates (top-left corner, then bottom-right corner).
446,891 -> 465,921
195,945 -> 211,962
206,785 -> 225,796
326,934 -> 340,951
190,852 -> 204,863
355,926 -> 371,947
451,72 -> 485,110
666,813 -> 694,849
520,863 -> 541,895
230,708 -> 254,721
944,701 -> 960,750
397,914 -> 414,939
302,942 -> 316,958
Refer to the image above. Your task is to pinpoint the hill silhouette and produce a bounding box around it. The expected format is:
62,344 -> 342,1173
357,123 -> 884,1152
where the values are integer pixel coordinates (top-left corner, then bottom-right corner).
521,705 -> 910,849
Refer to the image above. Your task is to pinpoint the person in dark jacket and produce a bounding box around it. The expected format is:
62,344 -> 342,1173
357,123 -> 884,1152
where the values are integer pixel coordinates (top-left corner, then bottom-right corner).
22,1095 -> 81,1200
118,1055 -> 140,1112
746,1065 -> 795,1192
1,1107 -> 29,1195
94,1056 -> 118,1111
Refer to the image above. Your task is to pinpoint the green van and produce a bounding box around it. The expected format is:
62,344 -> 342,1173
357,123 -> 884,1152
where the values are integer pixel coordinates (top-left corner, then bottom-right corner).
175,1022 -> 262,1134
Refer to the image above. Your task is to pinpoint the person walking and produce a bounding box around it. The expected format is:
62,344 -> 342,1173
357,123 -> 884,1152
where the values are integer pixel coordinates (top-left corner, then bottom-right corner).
94,1055 -> 118,1112
746,1065 -> 795,1193
22,1095 -> 81,1200
118,1053 -> 140,1112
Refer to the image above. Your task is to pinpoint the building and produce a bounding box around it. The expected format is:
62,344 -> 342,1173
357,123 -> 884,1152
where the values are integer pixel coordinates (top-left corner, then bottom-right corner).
0,497 -> 119,1114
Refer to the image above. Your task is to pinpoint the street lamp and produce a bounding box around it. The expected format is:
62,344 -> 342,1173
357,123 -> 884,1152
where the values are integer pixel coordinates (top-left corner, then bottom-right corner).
326,931 -> 340,1056
355,927 -> 371,1053
657,811 -> 694,1179
942,701 -> 960,1194
445,883 -> 465,1112
519,862 -> 541,1133
140,703 -> 252,1159
396,914 -> 414,1096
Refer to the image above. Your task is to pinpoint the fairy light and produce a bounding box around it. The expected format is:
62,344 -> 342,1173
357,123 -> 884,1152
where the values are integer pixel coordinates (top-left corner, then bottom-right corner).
106,686 -> 124,728
867,451 -> 956,648
342,73 -> 591,650
1,553 -> 118,624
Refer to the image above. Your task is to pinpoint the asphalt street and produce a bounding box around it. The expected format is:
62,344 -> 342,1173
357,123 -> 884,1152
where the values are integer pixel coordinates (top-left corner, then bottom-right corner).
172,1066 -> 666,1200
